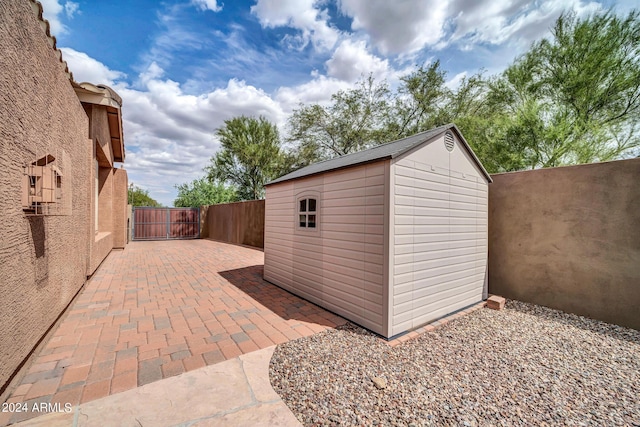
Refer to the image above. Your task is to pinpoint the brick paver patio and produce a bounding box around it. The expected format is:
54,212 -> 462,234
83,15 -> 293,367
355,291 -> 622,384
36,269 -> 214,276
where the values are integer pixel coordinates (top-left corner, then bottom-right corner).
1,240 -> 346,425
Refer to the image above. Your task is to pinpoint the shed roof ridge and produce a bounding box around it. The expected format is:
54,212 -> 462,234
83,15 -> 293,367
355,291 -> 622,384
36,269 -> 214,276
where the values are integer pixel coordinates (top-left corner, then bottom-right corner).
322,123 -> 454,163
387,123 -> 454,158
267,123 -> 481,185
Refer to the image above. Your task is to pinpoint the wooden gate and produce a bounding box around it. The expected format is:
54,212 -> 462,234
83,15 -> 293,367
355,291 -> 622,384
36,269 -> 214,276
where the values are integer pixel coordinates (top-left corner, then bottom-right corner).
132,207 -> 200,240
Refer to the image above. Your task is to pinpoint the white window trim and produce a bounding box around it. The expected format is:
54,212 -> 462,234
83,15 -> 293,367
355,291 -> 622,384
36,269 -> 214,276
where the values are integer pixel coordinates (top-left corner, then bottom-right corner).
295,192 -> 320,232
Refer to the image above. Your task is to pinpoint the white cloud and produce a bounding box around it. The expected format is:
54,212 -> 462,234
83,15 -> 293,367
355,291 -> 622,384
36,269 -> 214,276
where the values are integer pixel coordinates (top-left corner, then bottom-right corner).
141,11 -> 213,73
445,71 -> 467,90
64,2 -> 79,18
49,0 -> 620,205
339,0 -> 448,55
60,47 -> 126,85
118,73 -> 288,206
338,0 -> 602,55
275,74 -> 352,112
138,62 -> 165,85
191,0 -> 222,12
40,0 -> 79,35
251,0 -> 340,50
65,0 -> 603,206
325,39 -> 390,82
62,51 -> 294,205
449,0 -> 602,48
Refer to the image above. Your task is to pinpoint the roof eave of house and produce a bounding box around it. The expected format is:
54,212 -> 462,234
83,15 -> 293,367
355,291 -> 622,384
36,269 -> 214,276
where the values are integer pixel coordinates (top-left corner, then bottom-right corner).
73,82 -> 125,163
106,106 -> 125,163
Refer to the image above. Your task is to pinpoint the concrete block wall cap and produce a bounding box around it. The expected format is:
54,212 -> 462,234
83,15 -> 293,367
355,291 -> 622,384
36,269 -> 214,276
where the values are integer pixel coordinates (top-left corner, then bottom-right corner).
29,0 -> 73,81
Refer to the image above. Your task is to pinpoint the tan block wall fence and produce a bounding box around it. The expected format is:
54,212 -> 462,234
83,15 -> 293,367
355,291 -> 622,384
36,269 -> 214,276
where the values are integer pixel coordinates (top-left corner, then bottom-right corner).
489,158 -> 640,330
202,200 -> 265,249
0,1 -> 92,395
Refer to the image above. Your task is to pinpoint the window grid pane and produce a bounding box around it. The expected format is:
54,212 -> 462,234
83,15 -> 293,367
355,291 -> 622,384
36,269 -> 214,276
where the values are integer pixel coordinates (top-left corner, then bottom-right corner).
298,198 -> 318,229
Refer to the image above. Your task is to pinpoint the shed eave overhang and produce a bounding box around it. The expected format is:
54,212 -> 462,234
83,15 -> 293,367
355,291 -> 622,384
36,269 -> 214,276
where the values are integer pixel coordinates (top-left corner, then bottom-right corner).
266,124 -> 492,186
265,157 -> 391,187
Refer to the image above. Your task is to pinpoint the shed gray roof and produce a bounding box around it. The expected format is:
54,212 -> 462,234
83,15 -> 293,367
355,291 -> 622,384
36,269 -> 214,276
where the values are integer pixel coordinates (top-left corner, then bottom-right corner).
267,124 -> 492,185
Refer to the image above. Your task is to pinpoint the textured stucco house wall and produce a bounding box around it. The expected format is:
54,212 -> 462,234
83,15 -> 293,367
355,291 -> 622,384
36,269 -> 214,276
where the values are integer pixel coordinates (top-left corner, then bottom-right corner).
74,82 -> 128,273
264,124 -> 491,338
0,0 -> 127,396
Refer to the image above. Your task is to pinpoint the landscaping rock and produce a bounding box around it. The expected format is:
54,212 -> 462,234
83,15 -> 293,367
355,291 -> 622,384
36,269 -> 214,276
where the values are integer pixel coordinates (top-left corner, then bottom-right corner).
371,377 -> 386,389
270,300 -> 640,426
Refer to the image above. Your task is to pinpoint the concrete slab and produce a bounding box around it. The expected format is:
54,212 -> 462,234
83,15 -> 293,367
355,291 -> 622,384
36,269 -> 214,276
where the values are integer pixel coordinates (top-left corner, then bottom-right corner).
192,402 -> 301,427
7,413 -> 73,427
13,347 -> 301,427
239,348 -> 280,403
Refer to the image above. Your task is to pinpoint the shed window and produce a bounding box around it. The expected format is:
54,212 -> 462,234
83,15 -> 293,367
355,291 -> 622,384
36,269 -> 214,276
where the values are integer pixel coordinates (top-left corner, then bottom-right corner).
298,197 -> 317,228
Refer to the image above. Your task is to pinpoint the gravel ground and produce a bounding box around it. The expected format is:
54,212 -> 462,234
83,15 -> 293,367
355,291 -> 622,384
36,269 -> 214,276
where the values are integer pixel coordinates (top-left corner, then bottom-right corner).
269,300 -> 640,426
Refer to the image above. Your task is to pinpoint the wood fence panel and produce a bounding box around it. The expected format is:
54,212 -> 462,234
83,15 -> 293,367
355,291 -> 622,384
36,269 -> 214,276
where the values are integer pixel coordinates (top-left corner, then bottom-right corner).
204,200 -> 264,248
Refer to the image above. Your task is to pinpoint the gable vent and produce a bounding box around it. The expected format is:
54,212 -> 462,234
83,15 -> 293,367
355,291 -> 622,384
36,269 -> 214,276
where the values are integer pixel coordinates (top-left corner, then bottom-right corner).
444,131 -> 455,152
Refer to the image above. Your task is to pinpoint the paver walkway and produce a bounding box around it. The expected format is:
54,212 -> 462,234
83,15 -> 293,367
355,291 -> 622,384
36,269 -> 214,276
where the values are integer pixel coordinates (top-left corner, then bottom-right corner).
1,240 -> 346,425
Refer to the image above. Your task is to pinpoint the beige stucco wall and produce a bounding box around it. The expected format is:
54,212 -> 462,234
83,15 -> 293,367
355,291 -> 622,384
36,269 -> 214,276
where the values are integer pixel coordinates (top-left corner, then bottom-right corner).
112,168 -> 128,248
0,0 -> 92,394
97,166 -> 113,230
84,103 -> 126,273
85,104 -> 115,167
489,158 -> 640,330
127,204 -> 133,243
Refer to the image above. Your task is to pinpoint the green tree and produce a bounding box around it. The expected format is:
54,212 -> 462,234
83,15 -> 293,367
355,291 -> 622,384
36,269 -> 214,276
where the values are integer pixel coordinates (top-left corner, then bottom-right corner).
173,178 -> 238,207
283,10 -> 640,173
128,184 -> 161,207
287,75 -> 391,161
389,61 -> 449,138
389,66 -> 523,172
441,73 -> 538,173
488,10 -> 640,169
206,115 -> 285,200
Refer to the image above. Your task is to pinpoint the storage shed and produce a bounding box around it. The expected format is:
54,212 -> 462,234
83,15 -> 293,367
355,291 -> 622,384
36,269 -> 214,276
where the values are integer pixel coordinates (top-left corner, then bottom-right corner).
264,124 -> 492,338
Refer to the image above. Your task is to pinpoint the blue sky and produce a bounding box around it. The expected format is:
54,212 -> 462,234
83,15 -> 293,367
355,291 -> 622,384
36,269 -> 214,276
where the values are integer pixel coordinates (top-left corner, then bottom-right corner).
41,0 -> 632,206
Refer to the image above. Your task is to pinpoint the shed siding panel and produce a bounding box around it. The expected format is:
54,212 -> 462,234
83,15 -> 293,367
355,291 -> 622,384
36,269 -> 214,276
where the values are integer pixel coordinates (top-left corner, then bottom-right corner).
264,182 -> 295,287
391,133 -> 488,336
264,162 -> 387,335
